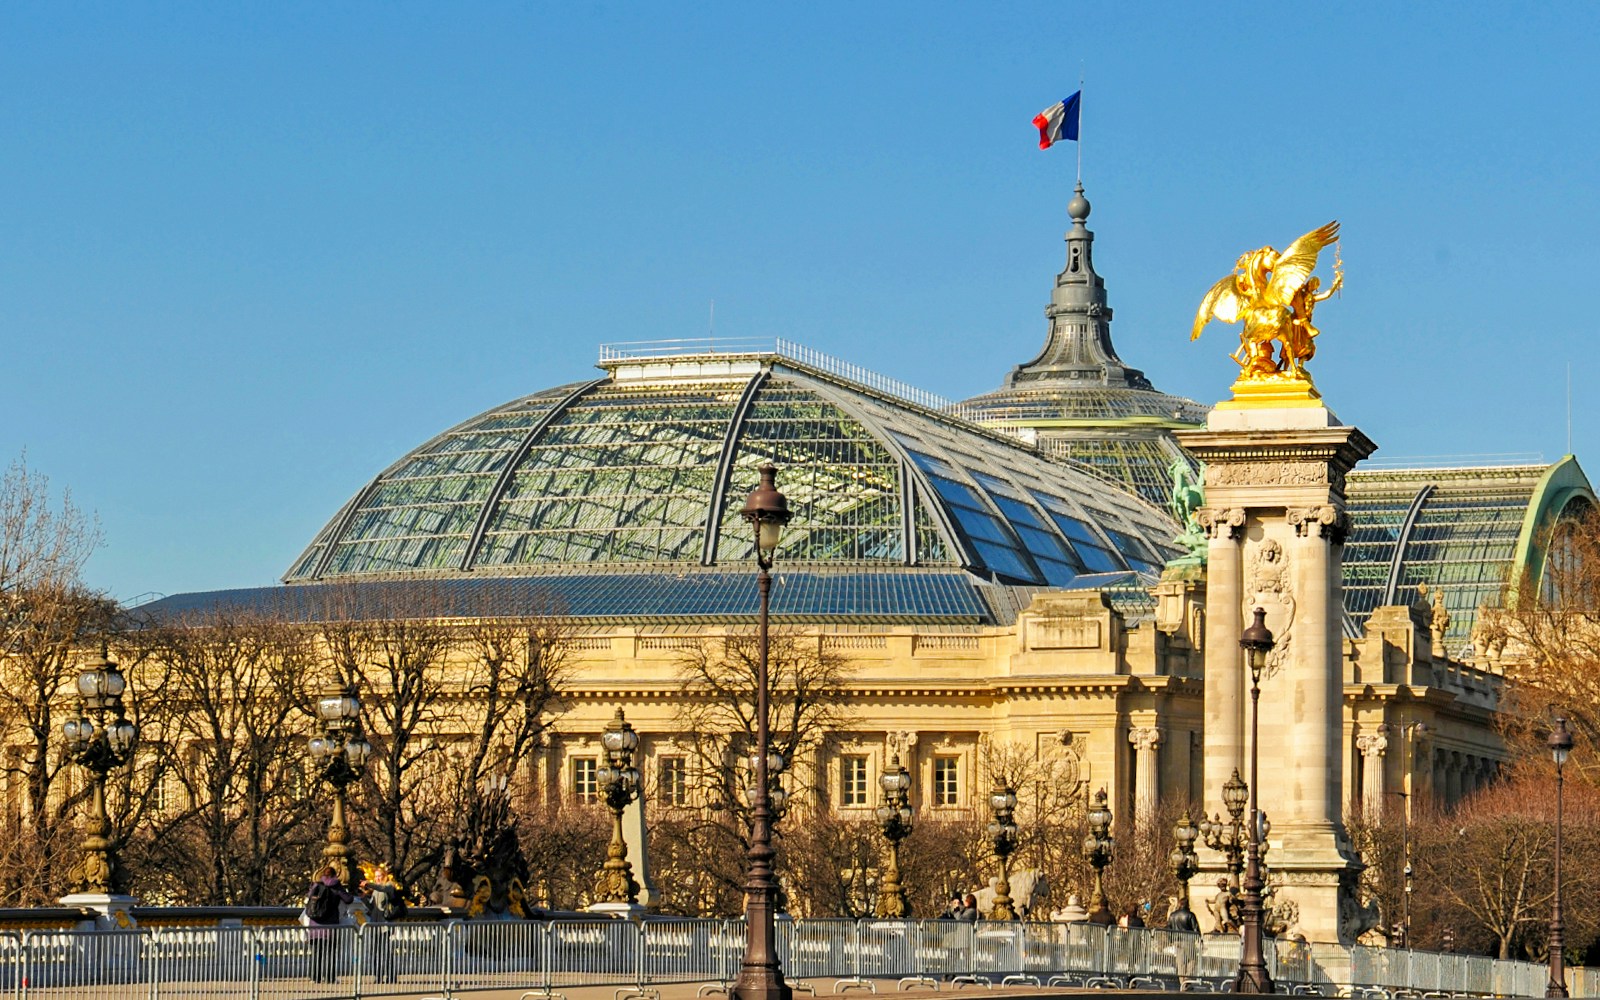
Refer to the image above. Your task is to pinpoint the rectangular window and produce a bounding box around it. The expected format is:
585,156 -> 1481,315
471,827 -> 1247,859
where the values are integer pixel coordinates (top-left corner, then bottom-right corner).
934,757 -> 959,806
659,756 -> 688,807
841,755 -> 869,807
573,757 -> 598,803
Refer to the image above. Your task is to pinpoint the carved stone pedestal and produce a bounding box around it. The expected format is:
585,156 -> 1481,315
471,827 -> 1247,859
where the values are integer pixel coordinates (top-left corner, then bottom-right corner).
1177,404 -> 1376,945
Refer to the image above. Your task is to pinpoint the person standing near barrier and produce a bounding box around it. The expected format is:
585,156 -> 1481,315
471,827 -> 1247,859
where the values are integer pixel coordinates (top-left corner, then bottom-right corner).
305,865 -> 354,984
361,865 -> 404,984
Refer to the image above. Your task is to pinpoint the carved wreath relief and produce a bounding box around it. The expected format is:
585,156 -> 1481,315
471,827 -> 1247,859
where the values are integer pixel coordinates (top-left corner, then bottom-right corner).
1246,537 -> 1294,674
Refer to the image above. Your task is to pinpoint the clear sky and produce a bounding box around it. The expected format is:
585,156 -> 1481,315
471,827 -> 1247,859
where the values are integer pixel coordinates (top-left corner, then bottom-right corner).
4,3 -> 1598,600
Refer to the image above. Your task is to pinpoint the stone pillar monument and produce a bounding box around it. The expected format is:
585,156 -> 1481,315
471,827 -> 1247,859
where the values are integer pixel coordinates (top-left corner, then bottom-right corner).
1178,403 -> 1375,944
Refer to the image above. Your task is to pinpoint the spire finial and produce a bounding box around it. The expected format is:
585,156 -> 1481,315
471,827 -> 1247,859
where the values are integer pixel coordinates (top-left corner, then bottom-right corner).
1068,181 -> 1091,226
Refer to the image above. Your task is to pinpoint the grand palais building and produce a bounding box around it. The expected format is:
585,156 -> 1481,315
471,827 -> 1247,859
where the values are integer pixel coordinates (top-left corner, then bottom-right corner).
147,188 -> 1591,909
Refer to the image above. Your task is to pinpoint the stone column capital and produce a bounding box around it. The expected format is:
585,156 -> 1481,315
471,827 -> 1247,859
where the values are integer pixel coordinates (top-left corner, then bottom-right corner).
1197,507 -> 1247,540
1128,726 -> 1163,752
1287,505 -> 1350,543
1355,732 -> 1389,758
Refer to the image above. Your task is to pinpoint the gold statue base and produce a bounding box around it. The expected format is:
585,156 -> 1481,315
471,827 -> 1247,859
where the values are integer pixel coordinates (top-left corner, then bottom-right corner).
1214,374 -> 1323,411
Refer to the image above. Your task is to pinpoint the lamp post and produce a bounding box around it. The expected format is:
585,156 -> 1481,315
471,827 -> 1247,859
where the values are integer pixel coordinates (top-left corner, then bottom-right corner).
874,754 -> 914,918
593,707 -> 642,906
308,686 -> 372,887
1395,720 -> 1426,949
732,462 -> 793,1000
984,783 -> 1019,920
61,650 -> 138,897
1201,769 -> 1249,893
1083,787 -> 1115,925
1170,812 -> 1201,912
1547,717 -> 1573,999
1235,607 -> 1275,995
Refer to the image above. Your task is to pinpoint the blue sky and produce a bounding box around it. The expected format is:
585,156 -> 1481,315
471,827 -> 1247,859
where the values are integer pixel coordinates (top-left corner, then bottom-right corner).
3,3 -> 1598,599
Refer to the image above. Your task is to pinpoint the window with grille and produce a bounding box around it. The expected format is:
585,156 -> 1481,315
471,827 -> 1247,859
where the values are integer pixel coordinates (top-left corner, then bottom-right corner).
841,755 -> 869,806
934,756 -> 960,806
659,756 -> 688,807
573,757 -> 598,803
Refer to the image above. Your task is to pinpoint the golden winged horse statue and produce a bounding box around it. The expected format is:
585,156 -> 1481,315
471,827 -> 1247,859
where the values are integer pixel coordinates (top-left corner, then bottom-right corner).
1191,221 -> 1343,383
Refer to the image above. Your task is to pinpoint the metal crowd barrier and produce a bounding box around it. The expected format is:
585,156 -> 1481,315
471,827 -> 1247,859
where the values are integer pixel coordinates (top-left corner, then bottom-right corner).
0,918 -> 1578,999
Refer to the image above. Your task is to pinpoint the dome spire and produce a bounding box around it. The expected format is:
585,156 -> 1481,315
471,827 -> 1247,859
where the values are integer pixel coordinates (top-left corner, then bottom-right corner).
1003,181 -> 1150,390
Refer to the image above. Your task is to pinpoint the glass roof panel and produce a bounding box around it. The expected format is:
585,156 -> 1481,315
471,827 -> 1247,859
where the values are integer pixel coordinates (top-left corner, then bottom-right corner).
477,381 -> 739,568
714,380 -> 908,565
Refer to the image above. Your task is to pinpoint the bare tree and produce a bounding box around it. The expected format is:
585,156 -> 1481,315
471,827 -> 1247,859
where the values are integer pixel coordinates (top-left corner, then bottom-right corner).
117,608 -> 320,904
656,628 -> 854,915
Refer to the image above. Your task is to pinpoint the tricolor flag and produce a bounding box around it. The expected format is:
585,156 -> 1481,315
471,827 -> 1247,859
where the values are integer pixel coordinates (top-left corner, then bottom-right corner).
1033,91 -> 1081,149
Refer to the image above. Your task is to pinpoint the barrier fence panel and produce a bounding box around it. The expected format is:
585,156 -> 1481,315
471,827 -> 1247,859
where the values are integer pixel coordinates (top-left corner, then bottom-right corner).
0,932 -> 18,1000
548,920 -> 640,990
21,929 -> 149,1000
853,920 -> 916,980
445,918 -> 550,995
776,919 -> 854,982
354,921 -> 450,998
971,920 -> 1022,978
638,918 -> 726,985
252,923 -> 361,1000
144,927 -> 253,1000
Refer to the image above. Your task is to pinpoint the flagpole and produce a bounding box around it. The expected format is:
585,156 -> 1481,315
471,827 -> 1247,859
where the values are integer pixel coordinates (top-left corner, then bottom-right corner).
1076,72 -> 1084,184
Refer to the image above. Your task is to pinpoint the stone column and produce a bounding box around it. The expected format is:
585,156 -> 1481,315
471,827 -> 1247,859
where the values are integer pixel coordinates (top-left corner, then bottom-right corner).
1285,504 -> 1351,841
1356,729 -> 1389,820
1198,506 -> 1246,814
1129,727 -> 1163,828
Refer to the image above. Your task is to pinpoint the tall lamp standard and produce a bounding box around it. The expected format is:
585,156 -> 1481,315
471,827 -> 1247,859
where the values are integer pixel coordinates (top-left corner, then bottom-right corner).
874,755 -> 914,918
593,708 -> 642,907
986,783 -> 1019,920
1083,788 -> 1116,925
61,650 -> 138,898
1235,607 -> 1275,994
308,687 -> 372,887
732,463 -> 793,1000
1547,717 -> 1574,998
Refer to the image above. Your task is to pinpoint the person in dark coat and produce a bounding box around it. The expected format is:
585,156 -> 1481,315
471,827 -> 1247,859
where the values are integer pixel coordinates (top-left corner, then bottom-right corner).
305,866 -> 355,984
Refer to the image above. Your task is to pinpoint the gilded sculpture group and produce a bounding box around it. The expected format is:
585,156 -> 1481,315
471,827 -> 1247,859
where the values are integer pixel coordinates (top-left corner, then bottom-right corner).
1193,221 -> 1343,383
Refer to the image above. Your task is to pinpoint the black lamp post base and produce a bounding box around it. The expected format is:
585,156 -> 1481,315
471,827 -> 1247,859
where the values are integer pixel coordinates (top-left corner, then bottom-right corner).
1234,966 -> 1275,994
731,967 -> 793,1000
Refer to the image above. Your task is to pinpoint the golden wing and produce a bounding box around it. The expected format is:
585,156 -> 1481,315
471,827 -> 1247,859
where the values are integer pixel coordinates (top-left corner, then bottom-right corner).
1191,273 -> 1242,340
1263,220 -> 1339,306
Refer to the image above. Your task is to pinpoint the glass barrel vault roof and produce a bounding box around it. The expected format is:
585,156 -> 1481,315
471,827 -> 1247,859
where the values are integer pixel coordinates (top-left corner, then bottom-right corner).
284,348 -> 1181,611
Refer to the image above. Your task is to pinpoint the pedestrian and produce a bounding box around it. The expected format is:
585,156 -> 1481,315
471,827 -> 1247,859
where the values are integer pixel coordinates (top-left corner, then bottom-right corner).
360,864 -> 405,984
304,865 -> 354,984
957,893 -> 979,922
939,895 -> 963,920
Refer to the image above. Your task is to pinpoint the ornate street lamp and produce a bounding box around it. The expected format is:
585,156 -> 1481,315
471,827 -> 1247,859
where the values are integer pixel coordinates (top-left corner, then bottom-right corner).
593,707 -> 642,905
1235,607 -> 1275,994
732,463 -> 793,1000
986,783 -> 1020,920
61,650 -> 138,897
1170,812 -> 1201,912
308,685 -> 372,887
1083,787 -> 1115,925
1547,717 -> 1574,998
874,754 -> 914,918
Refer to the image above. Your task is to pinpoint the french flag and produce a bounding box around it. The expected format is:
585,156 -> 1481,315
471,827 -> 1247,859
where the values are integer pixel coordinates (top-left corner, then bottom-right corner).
1033,91 -> 1081,149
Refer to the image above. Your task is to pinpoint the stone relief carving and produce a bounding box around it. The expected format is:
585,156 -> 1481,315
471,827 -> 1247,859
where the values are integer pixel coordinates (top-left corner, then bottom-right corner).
1287,505 -> 1350,542
887,731 -> 919,758
1208,461 -> 1330,488
1196,506 -> 1247,540
1247,538 -> 1295,674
